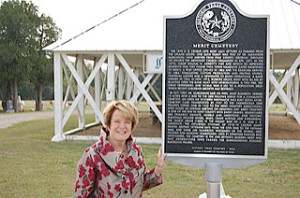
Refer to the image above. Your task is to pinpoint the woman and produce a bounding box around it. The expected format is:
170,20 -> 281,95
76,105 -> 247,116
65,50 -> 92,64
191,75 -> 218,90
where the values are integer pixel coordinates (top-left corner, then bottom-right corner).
74,100 -> 166,197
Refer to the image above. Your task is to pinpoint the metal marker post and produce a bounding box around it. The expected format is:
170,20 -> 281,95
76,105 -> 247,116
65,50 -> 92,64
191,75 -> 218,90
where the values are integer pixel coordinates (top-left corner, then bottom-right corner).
205,163 -> 222,198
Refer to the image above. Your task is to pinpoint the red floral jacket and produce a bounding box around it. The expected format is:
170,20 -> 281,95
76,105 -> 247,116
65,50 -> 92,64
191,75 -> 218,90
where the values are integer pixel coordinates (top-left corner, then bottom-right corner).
74,128 -> 163,198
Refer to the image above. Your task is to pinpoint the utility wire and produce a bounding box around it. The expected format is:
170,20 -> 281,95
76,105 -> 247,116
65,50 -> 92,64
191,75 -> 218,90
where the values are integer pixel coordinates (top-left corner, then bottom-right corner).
50,0 -> 146,50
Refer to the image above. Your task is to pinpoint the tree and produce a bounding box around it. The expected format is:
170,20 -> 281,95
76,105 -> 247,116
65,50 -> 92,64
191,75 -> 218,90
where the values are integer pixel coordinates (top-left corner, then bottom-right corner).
29,14 -> 61,111
0,0 -> 39,111
0,0 -> 61,111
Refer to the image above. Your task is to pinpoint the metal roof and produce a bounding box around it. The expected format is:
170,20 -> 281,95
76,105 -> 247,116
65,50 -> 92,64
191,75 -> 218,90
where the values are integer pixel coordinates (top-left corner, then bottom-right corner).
44,0 -> 300,52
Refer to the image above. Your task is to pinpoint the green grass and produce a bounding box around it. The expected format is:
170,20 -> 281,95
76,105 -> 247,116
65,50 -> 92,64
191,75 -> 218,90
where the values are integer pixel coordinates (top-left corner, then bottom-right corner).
0,118 -> 300,197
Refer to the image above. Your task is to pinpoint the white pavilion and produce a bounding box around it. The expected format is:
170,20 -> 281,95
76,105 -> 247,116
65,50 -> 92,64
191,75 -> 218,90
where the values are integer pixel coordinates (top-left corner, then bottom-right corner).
45,0 -> 300,142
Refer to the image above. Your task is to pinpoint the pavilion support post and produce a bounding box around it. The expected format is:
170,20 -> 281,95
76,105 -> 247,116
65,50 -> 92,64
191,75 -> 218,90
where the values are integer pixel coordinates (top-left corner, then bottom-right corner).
52,52 -> 64,142
62,63 -> 78,115
107,53 -> 115,103
77,55 -> 85,129
100,69 -> 107,107
287,76 -> 292,114
126,71 -> 133,100
94,57 -> 101,123
132,70 -> 139,105
294,67 -> 299,109
118,66 -> 124,100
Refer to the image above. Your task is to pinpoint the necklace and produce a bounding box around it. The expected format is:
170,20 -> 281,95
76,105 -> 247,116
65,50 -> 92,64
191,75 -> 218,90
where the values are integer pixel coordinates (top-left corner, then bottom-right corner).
116,148 -> 126,158
108,136 -> 127,158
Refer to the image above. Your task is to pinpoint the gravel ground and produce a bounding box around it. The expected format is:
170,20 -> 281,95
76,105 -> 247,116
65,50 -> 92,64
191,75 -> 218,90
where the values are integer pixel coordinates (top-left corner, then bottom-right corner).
0,111 -> 54,129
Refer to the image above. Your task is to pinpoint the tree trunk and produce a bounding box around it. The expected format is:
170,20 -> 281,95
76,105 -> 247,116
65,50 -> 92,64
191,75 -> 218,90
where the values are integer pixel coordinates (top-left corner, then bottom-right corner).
1,87 -> 6,111
13,78 -> 18,112
35,84 -> 43,111
3,82 -> 13,112
9,80 -> 13,100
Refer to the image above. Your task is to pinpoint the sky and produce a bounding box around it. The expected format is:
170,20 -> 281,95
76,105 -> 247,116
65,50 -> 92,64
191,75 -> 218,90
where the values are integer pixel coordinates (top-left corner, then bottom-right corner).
22,0 -> 141,40
1,0 -> 300,50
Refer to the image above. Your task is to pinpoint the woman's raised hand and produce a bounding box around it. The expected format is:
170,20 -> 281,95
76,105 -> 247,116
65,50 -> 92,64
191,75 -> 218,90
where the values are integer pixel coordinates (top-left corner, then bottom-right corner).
154,146 -> 167,177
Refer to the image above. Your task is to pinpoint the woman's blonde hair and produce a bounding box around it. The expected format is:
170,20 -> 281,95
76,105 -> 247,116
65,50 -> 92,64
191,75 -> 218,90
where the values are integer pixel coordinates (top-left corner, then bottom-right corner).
103,100 -> 139,130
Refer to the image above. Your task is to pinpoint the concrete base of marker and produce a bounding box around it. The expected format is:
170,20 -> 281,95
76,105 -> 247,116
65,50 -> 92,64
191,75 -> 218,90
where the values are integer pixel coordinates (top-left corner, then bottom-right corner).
199,192 -> 231,198
199,183 -> 231,198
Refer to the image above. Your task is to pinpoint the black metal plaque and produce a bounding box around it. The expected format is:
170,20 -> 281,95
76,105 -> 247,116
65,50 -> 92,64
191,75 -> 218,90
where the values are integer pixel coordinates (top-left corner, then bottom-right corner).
163,0 -> 269,157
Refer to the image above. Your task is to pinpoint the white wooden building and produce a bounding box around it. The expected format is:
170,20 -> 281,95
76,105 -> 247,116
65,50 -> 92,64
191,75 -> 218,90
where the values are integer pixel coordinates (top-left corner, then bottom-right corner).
45,0 -> 300,141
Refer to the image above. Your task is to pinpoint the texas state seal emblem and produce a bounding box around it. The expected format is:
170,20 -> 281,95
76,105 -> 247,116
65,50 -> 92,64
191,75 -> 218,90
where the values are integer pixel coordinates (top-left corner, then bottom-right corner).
195,2 -> 236,43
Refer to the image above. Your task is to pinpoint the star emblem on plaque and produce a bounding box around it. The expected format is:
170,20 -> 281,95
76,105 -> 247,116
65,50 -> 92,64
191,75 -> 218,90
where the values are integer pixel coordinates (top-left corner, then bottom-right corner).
196,2 -> 236,43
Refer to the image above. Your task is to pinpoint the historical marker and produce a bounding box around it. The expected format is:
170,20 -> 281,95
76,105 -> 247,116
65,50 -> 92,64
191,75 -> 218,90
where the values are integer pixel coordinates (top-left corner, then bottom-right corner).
163,0 -> 269,168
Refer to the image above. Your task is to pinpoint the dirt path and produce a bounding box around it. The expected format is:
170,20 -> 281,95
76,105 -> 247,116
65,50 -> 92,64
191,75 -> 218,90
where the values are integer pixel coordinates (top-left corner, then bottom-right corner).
0,111 -> 54,129
0,110 -> 97,130
269,115 -> 300,140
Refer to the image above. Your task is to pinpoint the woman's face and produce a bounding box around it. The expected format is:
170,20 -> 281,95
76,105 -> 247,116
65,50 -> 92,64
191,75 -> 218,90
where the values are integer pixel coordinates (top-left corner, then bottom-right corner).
108,110 -> 132,143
